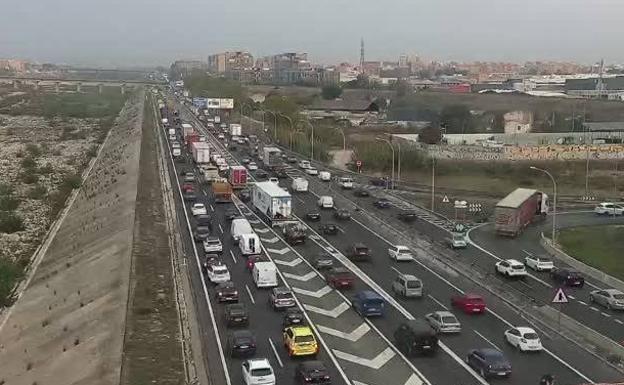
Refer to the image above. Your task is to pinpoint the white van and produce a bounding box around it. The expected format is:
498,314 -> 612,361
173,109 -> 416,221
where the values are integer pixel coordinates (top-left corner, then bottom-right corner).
253,261 -> 278,288
319,171 -> 331,181
291,177 -> 308,192
298,160 -> 311,169
239,233 -> 262,255
318,196 -> 334,209
172,148 -> 181,157
231,218 -> 253,242
339,177 -> 354,189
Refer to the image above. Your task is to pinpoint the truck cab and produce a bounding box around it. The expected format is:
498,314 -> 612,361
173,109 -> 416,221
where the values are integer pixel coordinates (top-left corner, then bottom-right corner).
298,160 -> 311,169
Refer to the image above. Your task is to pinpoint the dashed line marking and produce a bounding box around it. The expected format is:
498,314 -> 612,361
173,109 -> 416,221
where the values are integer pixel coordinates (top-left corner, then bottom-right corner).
230,250 -> 237,264
427,294 -> 449,310
218,223 -> 224,234
589,306 -> 600,312
210,204 -> 215,212
577,300 -> 587,306
268,337 -> 284,368
474,330 -> 502,351
614,319 -> 623,325
245,284 -> 255,304
601,312 -> 611,318
567,295 -> 575,300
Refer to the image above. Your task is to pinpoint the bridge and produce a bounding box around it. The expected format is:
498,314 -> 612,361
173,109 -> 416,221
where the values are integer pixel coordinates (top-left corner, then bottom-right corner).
0,75 -> 166,94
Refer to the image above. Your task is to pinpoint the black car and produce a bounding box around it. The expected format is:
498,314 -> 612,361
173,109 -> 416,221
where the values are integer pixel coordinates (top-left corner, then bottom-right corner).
196,214 -> 212,227
466,348 -> 512,379
550,268 -> 585,287
306,212 -> 321,221
227,330 -> 256,357
370,177 -> 388,187
313,254 -> 334,270
215,281 -> 239,303
238,189 -> 251,202
193,225 -> 211,242
295,361 -> 332,385
255,169 -> 268,179
183,192 -> 197,201
397,211 -> 418,222
318,223 -> 339,235
353,188 -> 370,197
283,223 -> 306,245
287,156 -> 298,163
333,209 -> 351,220
241,158 -> 251,164
283,307 -> 306,327
373,199 -> 392,209
224,303 -> 249,327
393,320 -> 438,356
225,208 -> 239,221
275,169 -> 289,179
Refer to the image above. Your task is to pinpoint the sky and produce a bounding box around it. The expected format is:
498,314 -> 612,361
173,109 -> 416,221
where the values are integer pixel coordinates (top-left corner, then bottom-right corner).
1,0 -> 623,68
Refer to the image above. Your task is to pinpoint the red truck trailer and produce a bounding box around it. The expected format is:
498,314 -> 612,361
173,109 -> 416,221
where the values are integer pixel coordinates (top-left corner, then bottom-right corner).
229,165 -> 248,189
495,188 -> 548,237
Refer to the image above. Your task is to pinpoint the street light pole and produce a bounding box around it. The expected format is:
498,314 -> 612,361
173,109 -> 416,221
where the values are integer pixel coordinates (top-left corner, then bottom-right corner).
431,155 -> 435,212
336,127 -> 346,151
278,113 -> 294,149
298,119 -> 315,160
264,110 -> 278,141
376,138 -> 395,190
531,166 -> 558,244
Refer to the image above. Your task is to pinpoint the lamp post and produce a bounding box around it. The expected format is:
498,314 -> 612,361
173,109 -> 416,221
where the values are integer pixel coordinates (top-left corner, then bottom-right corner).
376,137 -> 395,190
298,119 -> 315,160
240,102 -> 253,124
264,110 -> 278,141
277,113 -> 294,149
431,155 -> 435,212
530,166 -> 557,244
336,127 -> 346,151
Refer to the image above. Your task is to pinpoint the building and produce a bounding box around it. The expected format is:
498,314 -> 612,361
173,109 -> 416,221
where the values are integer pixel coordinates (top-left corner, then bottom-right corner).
170,60 -> 208,78
503,111 -> 533,134
0,59 -> 29,73
208,51 -> 254,73
565,76 -> 624,99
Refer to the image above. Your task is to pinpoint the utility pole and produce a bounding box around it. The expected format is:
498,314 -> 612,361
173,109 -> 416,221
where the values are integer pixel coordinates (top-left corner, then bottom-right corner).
431,156 -> 436,212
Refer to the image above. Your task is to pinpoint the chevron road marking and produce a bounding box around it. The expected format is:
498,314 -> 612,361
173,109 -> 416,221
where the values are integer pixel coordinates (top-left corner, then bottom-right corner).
316,322 -> 370,342
273,257 -> 303,267
304,302 -> 350,318
266,247 -> 290,255
283,271 -> 317,282
332,347 -> 395,370
353,373 -> 423,385
261,236 -> 280,243
254,227 -> 271,234
292,285 -> 333,298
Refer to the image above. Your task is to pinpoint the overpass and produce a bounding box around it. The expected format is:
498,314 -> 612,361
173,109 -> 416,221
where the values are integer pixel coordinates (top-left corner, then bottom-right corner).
0,75 -> 165,94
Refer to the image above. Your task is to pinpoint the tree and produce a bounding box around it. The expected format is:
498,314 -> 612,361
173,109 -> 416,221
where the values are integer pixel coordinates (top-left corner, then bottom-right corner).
321,84 -> 343,100
343,74 -> 370,89
418,126 -> 443,144
439,104 -> 474,134
394,80 -> 411,98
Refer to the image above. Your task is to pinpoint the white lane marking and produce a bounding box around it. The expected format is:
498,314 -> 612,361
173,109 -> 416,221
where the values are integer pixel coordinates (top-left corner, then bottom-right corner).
295,195 -> 306,204
615,319 -> 623,325
230,250 -> 237,264
578,300 -> 587,306
474,330 -> 503,351
601,312 -> 611,318
427,294 -> 449,311
268,337 -> 284,368
273,258 -> 303,267
292,285 -> 333,298
332,347 -> 395,370
254,227 -> 271,234
354,373 -> 423,385
303,302 -> 350,318
316,323 -> 371,342
568,295 -> 575,300
218,223 -> 224,234
590,306 -> 600,312
245,284 -> 255,305
283,271 -> 317,282
266,247 -> 290,255
261,236 -> 280,244
585,281 -> 601,290
438,343 -> 489,385
336,226 -> 345,233
210,204 -> 215,212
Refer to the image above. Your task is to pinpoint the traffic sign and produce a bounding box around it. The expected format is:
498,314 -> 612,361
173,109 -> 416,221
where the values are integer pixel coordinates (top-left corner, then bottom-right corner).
552,288 -> 568,304
442,195 -> 449,203
454,200 -> 467,209
356,160 -> 362,167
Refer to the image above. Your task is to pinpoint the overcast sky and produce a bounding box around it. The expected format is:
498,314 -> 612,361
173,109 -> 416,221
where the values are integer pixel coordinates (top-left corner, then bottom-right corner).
1,0 -> 622,67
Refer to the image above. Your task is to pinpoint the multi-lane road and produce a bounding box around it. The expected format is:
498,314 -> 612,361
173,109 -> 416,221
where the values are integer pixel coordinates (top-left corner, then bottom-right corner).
157,93 -> 624,385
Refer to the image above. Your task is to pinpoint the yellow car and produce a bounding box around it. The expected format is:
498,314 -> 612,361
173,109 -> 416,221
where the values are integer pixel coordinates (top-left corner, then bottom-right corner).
283,326 -> 319,357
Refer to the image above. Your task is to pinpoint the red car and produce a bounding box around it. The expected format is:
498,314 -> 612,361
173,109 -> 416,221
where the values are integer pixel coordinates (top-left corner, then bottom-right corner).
324,267 -> 354,289
182,183 -> 195,193
451,293 -> 486,314
246,254 -> 269,272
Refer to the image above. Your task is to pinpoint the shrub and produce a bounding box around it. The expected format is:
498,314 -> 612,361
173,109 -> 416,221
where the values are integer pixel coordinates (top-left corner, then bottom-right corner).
28,184 -> 47,200
20,156 -> 37,169
38,163 -> 54,175
0,212 -> 25,233
0,258 -> 22,306
62,174 -> 82,190
0,184 -> 19,211
21,173 -> 39,184
25,143 -> 41,158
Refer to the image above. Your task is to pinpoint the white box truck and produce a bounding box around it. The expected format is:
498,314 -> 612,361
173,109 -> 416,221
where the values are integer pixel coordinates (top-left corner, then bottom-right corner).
291,177 -> 308,192
230,123 -> 242,137
239,233 -> 262,255
191,142 -> 211,164
253,261 -> 278,288
231,218 -> 253,242
251,182 -> 292,226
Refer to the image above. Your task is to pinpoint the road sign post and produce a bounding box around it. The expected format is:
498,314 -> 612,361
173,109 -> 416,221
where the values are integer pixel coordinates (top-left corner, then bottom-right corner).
356,160 -> 362,173
552,287 -> 568,331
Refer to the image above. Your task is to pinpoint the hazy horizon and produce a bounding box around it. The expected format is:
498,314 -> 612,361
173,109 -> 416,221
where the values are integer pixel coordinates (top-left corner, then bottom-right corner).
1,0 -> 623,68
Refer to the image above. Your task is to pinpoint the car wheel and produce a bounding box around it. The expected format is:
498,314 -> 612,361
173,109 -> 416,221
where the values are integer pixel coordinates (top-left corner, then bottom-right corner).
479,368 -> 486,378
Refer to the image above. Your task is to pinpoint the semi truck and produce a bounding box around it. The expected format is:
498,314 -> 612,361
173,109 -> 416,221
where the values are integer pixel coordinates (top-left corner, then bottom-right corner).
251,181 -> 292,226
263,146 -> 282,170
229,123 -> 242,137
191,142 -> 211,164
495,188 -> 548,237
229,166 -> 248,189
213,181 -> 233,203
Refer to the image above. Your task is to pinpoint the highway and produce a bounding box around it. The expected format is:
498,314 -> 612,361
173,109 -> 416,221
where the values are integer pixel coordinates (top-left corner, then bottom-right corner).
164,94 -> 624,385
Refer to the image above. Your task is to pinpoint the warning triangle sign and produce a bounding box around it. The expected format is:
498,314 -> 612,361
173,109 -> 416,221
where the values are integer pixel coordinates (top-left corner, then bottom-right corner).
552,288 -> 568,303
442,195 -> 449,203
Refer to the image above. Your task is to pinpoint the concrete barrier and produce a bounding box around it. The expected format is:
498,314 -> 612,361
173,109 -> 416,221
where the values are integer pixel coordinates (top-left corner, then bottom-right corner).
541,233 -> 624,293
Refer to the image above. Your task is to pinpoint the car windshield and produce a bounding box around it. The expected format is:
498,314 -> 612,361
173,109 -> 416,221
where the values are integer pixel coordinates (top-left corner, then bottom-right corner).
523,332 -> 539,340
334,272 -> 351,279
468,297 -> 483,304
206,239 -> 220,245
613,294 -> 624,300
406,280 -> 421,288
398,249 -> 411,254
294,335 -> 315,343
250,368 -> 272,377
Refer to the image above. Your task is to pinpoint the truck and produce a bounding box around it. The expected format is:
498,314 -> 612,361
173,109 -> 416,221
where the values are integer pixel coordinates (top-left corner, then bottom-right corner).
191,142 -> 211,164
251,181 -> 292,226
291,177 -> 308,193
214,115 -> 221,124
229,123 -> 242,137
181,123 -> 194,138
495,188 -> 548,237
200,164 -> 220,183
213,181 -> 233,203
185,132 -> 200,147
263,147 -> 282,170
229,165 -> 248,189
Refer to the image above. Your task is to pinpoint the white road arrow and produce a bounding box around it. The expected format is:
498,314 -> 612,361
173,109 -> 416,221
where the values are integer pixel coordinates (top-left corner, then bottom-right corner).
261,236 -> 280,244
248,219 -> 261,224
332,347 -> 395,370
254,228 -> 271,234
274,258 -> 303,267
292,285 -> 332,298
266,247 -> 290,255
304,302 -> 350,318
316,323 -> 370,342
353,374 -> 423,385
283,271 -> 317,282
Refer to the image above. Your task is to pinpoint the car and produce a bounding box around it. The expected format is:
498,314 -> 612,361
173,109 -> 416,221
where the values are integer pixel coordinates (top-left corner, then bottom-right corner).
246,254 -> 269,272
589,289 -> 624,310
317,196 -> 334,209
248,162 -> 258,171
218,164 -> 229,172
324,267 -> 354,289
215,281 -> 239,303
318,223 -> 339,235
225,208 -> 239,221
495,259 -> 528,278
550,268 -> 585,287
313,254 -> 334,270
594,202 -> 624,215
306,212 -> 321,221
338,177 -> 354,189
295,361 -> 331,385
242,358 -> 276,385
352,290 -> 385,317
333,208 -> 351,220
346,242 -> 370,262
196,214 -> 212,228
283,326 -> 319,357
181,182 -> 194,192
318,171 -> 331,181
283,307 -> 306,327
217,133 -> 225,139
391,273 -> 422,298
203,237 -> 223,253
388,245 -> 414,262
268,177 -> 279,184
275,169 -> 289,179
183,191 -> 197,201
524,254 -> 554,272
370,177 -> 392,188
298,160 -> 311,169
270,287 -> 296,310
193,225 -> 211,242
191,203 -> 207,216
353,188 -> 370,197
393,320 -> 438,356
287,156 -> 298,163
228,144 -> 238,151
255,169 -> 268,179
305,168 -> 319,176
397,211 -> 417,222
241,158 -> 251,164
283,223 -> 306,245
373,198 -> 392,209
225,303 -> 249,327
504,326 -> 543,351
202,254 -> 222,272
239,189 -> 251,202
466,348 -> 512,378
206,263 -> 231,284
451,293 -> 486,314
425,311 -> 461,334
449,232 -> 467,249
183,172 -> 195,182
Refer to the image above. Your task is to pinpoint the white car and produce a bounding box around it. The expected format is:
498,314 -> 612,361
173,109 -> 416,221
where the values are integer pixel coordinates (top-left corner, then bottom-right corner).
298,160 -> 311,169
425,311 -> 461,334
339,177 -> 354,189
248,162 -> 258,171
217,133 -> 225,139
305,168 -> 319,176
191,203 -> 207,216
495,259 -> 528,278
206,263 -> 230,284
388,245 -> 414,261
317,195 -> 334,209
594,202 -> 624,215
524,255 -> 554,272
169,134 -> 176,141
242,358 -> 275,385
504,327 -> 543,352
203,237 -> 223,253
319,171 -> 331,181
218,164 -> 229,172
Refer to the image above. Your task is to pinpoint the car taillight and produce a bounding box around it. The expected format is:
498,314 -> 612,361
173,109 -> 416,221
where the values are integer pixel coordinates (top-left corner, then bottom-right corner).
304,377 -> 311,382
520,338 -> 527,343
233,291 -> 238,295
324,375 -> 330,379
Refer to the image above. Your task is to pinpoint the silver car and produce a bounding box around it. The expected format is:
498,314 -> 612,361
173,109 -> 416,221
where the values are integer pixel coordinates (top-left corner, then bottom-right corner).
391,273 -> 422,298
425,311 -> 462,333
590,289 -> 624,310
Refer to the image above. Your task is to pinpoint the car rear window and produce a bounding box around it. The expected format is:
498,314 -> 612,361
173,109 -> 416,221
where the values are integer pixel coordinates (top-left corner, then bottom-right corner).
442,316 -> 458,324
355,247 -> 369,254
512,265 -> 525,270
206,239 -> 220,244
294,335 -> 315,343
406,280 -> 421,288
468,297 -> 484,304
251,368 -> 272,377
214,267 -> 228,274
613,294 -> 624,300
523,332 -> 539,340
